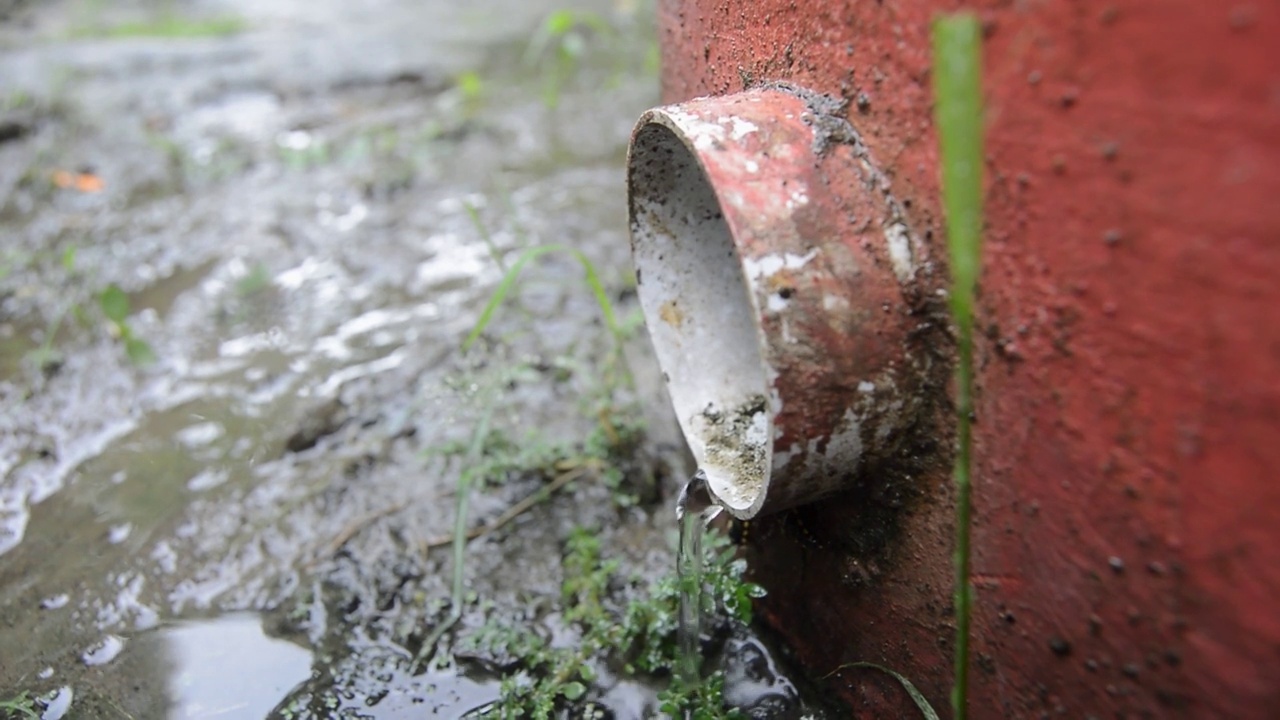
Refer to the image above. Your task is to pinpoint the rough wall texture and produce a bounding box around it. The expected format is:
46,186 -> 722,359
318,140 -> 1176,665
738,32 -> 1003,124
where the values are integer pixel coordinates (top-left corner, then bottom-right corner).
657,1 -> 1280,717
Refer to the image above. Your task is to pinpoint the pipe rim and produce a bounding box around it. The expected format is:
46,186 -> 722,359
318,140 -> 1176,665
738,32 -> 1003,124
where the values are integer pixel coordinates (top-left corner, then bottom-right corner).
627,112 -> 775,518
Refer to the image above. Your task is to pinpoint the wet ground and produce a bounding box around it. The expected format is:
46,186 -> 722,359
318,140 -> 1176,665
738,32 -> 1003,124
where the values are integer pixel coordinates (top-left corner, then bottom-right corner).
0,1 -> 831,718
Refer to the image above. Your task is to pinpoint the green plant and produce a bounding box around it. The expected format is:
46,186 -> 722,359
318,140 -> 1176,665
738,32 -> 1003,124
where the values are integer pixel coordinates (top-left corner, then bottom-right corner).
2,89 -> 31,112
87,15 -> 245,38
235,262 -> 272,297
23,247 -> 77,371
524,9 -> 615,109
657,672 -> 744,720
22,247 -> 154,370
464,244 -> 621,351
462,200 -> 508,272
413,181 -> 745,713
277,135 -> 331,171
411,362 -> 649,663
415,391 -> 499,667
99,284 -> 155,365
71,0 -> 245,39
455,71 -> 486,114
447,207 -> 651,502
0,691 -> 39,719
446,4 -> 655,129
462,240 -> 637,407
820,15 -> 983,720
460,526 -> 760,719
933,12 -> 985,720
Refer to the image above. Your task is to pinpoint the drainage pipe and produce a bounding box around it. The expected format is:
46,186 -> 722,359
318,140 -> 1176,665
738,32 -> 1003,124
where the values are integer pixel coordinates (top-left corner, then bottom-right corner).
627,87 -> 932,519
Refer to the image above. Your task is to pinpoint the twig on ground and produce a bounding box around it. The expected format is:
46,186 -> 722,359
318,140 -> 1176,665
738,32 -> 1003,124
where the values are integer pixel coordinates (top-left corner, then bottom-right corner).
420,465 -> 592,551
308,491 -> 449,567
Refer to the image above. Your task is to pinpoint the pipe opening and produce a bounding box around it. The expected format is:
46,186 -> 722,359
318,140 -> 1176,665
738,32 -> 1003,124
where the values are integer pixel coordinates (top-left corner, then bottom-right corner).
628,120 -> 773,518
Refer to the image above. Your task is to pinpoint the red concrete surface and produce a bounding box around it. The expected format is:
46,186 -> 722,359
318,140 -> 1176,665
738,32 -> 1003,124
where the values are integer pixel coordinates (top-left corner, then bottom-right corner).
656,0 -> 1280,717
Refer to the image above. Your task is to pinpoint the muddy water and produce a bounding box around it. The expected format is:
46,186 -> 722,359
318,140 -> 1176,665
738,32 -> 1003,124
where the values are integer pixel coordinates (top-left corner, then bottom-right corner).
0,0 -> 826,717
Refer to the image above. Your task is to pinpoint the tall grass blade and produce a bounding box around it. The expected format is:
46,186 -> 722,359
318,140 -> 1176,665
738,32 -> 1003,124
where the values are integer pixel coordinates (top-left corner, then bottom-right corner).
828,663 -> 940,720
416,395 -> 497,667
463,244 -> 619,351
462,200 -> 507,272
932,13 -> 984,720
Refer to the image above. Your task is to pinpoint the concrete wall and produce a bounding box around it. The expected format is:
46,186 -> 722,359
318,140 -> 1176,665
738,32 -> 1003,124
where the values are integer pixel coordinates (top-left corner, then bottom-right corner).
657,1 -> 1280,717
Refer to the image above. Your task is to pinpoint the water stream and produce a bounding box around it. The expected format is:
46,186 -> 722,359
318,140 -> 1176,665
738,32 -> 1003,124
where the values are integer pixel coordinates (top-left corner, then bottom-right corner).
675,470 -> 718,688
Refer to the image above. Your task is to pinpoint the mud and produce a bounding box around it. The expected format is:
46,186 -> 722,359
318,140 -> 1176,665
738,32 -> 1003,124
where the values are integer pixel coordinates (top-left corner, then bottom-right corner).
693,394 -> 769,510
0,1 -> 830,717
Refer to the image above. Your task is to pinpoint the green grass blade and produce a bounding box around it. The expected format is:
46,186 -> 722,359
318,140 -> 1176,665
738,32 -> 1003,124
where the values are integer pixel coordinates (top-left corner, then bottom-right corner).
934,15 -> 984,332
932,13 -> 984,720
828,662 -> 940,720
463,245 -> 619,351
416,395 -> 497,666
462,200 -> 507,272
464,244 -> 561,350
564,247 -> 619,340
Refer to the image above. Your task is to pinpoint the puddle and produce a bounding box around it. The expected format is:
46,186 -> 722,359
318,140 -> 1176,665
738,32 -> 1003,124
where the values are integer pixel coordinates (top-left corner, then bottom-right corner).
132,615 -> 313,719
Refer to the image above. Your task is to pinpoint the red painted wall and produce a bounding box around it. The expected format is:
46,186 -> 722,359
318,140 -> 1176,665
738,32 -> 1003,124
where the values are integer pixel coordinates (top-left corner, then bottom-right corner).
657,1 -> 1280,717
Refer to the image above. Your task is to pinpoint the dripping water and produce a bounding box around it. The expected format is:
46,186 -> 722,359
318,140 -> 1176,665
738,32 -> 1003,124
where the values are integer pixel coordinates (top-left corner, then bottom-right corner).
676,469 -> 719,689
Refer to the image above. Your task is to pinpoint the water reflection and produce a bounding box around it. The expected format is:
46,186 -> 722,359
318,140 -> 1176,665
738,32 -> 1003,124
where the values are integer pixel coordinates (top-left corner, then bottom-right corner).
132,615 -> 312,719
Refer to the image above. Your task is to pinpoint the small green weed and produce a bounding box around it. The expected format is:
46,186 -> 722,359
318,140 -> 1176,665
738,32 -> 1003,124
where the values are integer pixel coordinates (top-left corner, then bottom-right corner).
2,89 -> 31,112
98,284 -> 155,365
462,200 -> 509,271
414,363 -> 649,672
657,673 -> 745,720
462,239 -> 640,406
234,262 -> 272,298
459,526 -> 760,719
85,15 -> 246,39
462,197 -> 644,417
418,155 -> 744,713
0,691 -> 39,719
417,391 -> 500,664
455,71 -> 487,115
70,0 -> 245,40
450,4 -> 655,126
21,247 -> 154,371
464,244 -> 622,351
524,9 -> 615,109
415,203 -> 647,664
276,135 -> 331,172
